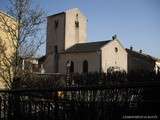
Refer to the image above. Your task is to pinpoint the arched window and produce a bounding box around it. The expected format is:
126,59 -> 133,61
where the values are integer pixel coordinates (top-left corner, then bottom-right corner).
83,60 -> 88,73
70,61 -> 74,73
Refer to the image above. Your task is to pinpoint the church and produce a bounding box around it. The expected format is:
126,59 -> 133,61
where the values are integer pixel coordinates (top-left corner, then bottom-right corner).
43,8 -> 128,74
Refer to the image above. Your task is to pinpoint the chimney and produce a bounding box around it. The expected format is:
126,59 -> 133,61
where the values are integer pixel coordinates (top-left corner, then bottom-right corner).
130,46 -> 133,51
139,49 -> 142,53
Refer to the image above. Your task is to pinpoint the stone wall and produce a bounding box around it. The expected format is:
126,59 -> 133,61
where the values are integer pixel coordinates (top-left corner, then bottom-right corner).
59,52 -> 101,74
45,8 -> 87,73
101,39 -> 128,73
46,13 -> 65,54
127,51 -> 155,72
65,8 -> 87,49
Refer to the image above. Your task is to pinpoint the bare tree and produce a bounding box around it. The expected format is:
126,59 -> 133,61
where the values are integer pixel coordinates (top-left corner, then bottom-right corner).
0,0 -> 45,89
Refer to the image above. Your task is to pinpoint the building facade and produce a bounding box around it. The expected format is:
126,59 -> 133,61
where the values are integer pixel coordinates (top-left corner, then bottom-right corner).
155,60 -> 160,73
0,11 -> 17,88
43,8 -> 128,74
126,48 -> 156,73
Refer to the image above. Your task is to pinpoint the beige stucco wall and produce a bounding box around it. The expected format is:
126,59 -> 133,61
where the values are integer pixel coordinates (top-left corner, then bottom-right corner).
44,39 -> 128,74
58,52 -> 101,74
46,8 -> 87,54
65,8 -> 87,49
0,11 -> 17,88
101,39 -> 128,73
0,11 -> 17,57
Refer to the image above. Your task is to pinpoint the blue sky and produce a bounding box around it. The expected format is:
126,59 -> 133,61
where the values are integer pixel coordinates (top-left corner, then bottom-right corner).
1,0 -> 160,58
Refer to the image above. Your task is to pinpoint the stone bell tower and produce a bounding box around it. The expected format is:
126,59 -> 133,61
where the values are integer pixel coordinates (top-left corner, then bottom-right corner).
45,8 -> 87,73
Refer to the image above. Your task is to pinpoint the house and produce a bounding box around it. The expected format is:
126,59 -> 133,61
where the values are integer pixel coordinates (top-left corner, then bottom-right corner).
42,8 -> 128,74
21,57 -> 39,72
126,47 -> 157,73
155,59 -> 160,73
0,11 -> 17,88
21,56 -> 46,73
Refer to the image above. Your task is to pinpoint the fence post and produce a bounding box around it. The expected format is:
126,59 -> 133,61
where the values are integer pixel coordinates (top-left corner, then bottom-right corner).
0,96 -> 1,119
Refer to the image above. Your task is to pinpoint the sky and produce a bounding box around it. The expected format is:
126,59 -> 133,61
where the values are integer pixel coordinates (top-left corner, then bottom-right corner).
0,0 -> 160,58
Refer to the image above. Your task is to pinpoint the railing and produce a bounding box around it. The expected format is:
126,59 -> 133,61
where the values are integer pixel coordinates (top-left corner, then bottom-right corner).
0,81 -> 160,120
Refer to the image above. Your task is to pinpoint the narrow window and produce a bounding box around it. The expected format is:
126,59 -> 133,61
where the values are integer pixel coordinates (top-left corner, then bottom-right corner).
70,61 -> 74,73
54,45 -> 58,54
75,21 -> 79,28
76,13 -> 78,18
54,45 -> 58,73
83,60 -> 88,73
115,47 -> 118,53
54,20 -> 59,29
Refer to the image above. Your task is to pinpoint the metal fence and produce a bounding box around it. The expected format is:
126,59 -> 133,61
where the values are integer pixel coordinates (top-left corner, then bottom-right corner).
0,81 -> 160,120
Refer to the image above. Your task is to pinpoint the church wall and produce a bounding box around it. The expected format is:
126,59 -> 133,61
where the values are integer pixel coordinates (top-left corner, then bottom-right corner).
58,52 -> 101,74
65,8 -> 87,50
46,13 -> 65,73
101,40 -> 128,73
46,13 -> 65,54
43,54 -> 54,73
45,8 -> 87,73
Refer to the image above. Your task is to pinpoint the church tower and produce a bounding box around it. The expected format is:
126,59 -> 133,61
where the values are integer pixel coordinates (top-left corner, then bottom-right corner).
45,8 -> 87,73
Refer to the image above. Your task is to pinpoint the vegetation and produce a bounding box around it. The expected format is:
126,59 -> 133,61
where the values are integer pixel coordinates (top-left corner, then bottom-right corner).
0,0 -> 45,88
13,70 -> 160,89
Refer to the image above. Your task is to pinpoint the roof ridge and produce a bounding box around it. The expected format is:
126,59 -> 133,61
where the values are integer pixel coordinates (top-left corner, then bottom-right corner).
126,48 -> 157,60
126,48 -> 149,56
65,40 -> 112,53
75,40 -> 111,45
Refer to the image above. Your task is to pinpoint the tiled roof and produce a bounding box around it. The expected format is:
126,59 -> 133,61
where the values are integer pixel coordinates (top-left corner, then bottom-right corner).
126,48 -> 157,61
65,40 -> 112,53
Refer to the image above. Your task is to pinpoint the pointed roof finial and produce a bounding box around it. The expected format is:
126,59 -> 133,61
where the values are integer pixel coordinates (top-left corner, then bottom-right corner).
130,45 -> 133,51
112,34 -> 117,40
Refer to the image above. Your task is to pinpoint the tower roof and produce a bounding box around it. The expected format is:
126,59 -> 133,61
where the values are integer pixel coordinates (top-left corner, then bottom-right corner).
47,8 -> 86,19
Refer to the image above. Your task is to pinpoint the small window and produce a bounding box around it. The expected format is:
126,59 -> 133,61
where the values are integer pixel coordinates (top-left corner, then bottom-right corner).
54,20 -> 59,29
76,14 -> 78,17
115,47 -> 118,53
75,21 -> 79,28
